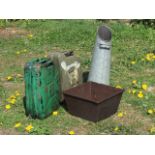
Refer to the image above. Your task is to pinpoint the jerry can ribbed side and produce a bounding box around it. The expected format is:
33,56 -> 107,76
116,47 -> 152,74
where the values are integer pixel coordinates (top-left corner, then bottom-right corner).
24,58 -> 60,119
48,51 -> 82,101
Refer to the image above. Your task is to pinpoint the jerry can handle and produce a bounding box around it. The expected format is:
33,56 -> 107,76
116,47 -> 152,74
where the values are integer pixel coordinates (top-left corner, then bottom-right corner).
41,60 -> 53,67
64,51 -> 74,57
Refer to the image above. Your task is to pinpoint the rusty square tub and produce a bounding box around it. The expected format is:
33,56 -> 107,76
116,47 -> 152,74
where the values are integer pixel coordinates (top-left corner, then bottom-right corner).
63,82 -> 124,122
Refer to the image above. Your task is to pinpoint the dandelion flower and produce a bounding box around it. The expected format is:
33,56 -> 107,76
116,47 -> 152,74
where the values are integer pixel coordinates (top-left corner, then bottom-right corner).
68,130 -> 75,135
15,91 -> 20,97
132,89 -> 136,94
27,34 -> 33,39
9,99 -> 16,104
52,111 -> 58,116
142,84 -> 148,91
5,104 -> 11,110
25,124 -> 33,133
117,112 -> 123,118
146,53 -> 154,61
7,97 -> 16,104
146,55 -> 151,61
132,80 -> 137,85
131,61 -> 136,65
116,85 -> 122,89
14,123 -> 21,128
147,109 -> 154,115
6,76 -> 13,81
137,91 -> 144,98
114,126 -> 119,132
10,95 -> 16,99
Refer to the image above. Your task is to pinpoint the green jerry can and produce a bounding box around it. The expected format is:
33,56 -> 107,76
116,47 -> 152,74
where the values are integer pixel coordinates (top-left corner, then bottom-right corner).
48,51 -> 82,101
24,58 -> 60,119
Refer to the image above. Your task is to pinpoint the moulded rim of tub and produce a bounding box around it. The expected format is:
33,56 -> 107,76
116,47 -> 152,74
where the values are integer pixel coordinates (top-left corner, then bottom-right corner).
63,82 -> 124,104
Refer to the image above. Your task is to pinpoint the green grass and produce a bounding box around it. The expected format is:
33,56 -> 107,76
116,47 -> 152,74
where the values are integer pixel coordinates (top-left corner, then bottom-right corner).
0,19 -> 155,135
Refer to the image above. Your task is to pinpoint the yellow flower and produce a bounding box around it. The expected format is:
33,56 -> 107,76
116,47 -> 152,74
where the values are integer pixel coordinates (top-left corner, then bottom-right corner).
116,85 -> 122,89
6,76 -> 13,81
52,111 -> 58,116
16,51 -> 20,55
149,127 -> 155,133
25,124 -> 33,132
142,84 -> 148,91
7,97 -> 16,104
5,104 -> 11,110
68,130 -> 75,135
132,89 -> 136,94
131,61 -> 136,65
132,80 -> 137,85
6,95 -> 17,103
9,99 -> 16,104
147,109 -> 154,115
137,91 -> 144,98
146,53 -> 154,61
146,55 -> 151,61
27,34 -> 33,39
10,95 -> 16,99
117,112 -> 123,118
114,126 -> 119,132
15,91 -> 20,97
14,123 -> 21,128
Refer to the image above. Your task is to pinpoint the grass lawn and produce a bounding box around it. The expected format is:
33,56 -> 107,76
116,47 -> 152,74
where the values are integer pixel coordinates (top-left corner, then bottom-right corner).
0,19 -> 155,135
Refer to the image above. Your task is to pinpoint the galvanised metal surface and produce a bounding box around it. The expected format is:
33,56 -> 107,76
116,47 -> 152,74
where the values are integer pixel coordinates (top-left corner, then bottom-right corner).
24,58 -> 60,119
88,25 -> 112,85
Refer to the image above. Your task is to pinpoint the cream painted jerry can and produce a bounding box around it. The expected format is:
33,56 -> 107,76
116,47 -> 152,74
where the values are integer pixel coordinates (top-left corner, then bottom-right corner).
48,51 -> 82,101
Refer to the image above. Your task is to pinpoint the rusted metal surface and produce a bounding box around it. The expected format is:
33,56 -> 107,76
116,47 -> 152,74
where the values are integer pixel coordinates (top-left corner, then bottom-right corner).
64,82 -> 124,122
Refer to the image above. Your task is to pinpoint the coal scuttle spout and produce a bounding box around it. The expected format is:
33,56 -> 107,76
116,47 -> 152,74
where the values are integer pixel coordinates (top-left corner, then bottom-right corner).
88,25 -> 112,85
